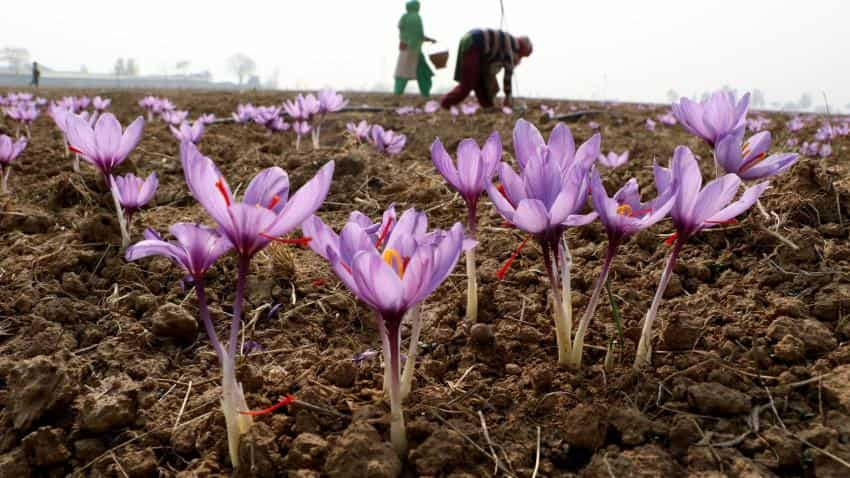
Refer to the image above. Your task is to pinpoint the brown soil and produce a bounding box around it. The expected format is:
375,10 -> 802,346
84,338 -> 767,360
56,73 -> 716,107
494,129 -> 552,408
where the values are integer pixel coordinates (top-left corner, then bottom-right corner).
1,89 -> 849,478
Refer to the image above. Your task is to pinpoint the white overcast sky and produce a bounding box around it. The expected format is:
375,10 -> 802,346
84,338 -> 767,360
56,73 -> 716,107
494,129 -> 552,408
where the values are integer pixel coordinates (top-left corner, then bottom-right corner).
2,0 -> 848,110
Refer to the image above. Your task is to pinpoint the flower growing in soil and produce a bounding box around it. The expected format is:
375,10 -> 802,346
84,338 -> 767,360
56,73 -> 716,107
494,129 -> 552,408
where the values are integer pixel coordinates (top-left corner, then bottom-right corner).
65,112 -> 145,183
369,125 -> 406,156
170,120 -> 205,144
3,103 -> 39,138
313,89 -> 348,148
302,206 -> 469,455
487,120 -> 600,365
124,224 -> 240,460
431,132 -> 501,322
252,106 -> 289,135
424,100 -> 440,114
110,172 -> 158,247
597,150 -> 629,169
0,134 -> 27,194
714,129 -> 799,181
671,90 -> 750,148
346,120 -> 371,142
634,146 -> 768,368
161,109 -> 189,126
92,96 -> 111,111
181,140 -> 334,465
139,96 -> 160,121
568,169 -> 674,368
232,104 -> 255,124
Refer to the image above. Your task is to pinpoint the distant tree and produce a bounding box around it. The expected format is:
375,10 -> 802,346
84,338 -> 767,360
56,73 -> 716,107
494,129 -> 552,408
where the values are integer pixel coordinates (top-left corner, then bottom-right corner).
227,53 -> 256,85
798,93 -> 812,111
1,46 -> 31,74
114,58 -> 125,76
782,101 -> 798,111
126,58 -> 139,76
175,60 -> 190,75
751,89 -> 766,109
80,64 -> 89,73
263,68 -> 280,90
666,89 -> 679,103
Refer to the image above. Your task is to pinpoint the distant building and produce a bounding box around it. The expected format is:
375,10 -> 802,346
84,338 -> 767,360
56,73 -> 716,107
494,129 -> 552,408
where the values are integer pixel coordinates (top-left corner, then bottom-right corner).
0,63 -> 246,90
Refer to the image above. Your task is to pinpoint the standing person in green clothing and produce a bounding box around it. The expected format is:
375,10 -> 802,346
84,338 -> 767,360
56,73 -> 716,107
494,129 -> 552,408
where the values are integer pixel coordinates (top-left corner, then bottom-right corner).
394,0 -> 436,97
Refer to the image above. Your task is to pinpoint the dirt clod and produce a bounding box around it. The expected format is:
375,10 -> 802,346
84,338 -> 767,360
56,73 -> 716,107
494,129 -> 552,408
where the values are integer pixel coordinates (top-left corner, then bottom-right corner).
151,303 -> 199,340
687,382 -> 752,416
324,422 -> 401,478
285,433 -> 329,469
766,316 -> 837,356
21,427 -> 70,467
409,429 -> 468,475
3,354 -> 77,430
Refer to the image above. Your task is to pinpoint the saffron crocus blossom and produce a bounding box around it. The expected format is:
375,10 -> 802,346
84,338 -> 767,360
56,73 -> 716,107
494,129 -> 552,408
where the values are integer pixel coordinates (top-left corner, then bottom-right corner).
4,103 -> 39,138
0,135 -> 27,194
634,146 -> 769,368
181,141 -> 334,463
369,125 -> 406,156
513,119 -> 583,171
48,104 -> 73,159
486,127 -> 601,364
588,121 -> 600,130
65,113 -> 145,183
450,106 -> 459,117
303,206 -> 468,456
110,172 -> 158,247
318,89 -> 347,115
92,96 -> 111,111
74,96 -> 91,112
198,113 -> 216,125
671,91 -> 750,147
292,121 -> 311,151
252,106 -> 288,134
125,224 -> 240,463
786,116 -> 806,132
568,169 -> 674,368
657,112 -> 677,126
139,96 -> 160,121
714,130 -> 799,180
461,102 -> 479,116
346,120 -> 371,142
597,150 -> 629,169
170,120 -> 205,144
645,118 -> 657,131
431,132 -> 501,321
232,104 -> 255,124
161,110 -> 189,126
746,115 -> 770,132
424,100 -> 440,114
819,143 -> 833,158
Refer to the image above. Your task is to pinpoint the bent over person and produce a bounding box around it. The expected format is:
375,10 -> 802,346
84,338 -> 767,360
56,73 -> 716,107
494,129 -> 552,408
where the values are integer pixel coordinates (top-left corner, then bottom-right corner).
440,29 -> 532,109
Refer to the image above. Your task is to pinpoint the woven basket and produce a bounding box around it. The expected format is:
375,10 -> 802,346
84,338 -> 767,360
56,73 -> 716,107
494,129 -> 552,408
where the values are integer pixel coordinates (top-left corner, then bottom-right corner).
429,51 -> 449,69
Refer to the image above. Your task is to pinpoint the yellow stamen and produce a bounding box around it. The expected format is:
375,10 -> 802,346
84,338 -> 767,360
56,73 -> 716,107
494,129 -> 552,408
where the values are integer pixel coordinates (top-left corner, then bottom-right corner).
382,248 -> 405,277
741,142 -> 751,157
617,204 -> 633,217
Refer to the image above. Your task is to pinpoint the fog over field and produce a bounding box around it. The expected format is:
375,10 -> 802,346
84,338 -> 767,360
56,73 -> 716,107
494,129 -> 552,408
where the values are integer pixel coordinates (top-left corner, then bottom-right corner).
2,0 -> 848,111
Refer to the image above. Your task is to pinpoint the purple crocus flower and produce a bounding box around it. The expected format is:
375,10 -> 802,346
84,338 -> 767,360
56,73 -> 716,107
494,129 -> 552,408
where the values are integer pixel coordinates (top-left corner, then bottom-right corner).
635,146 -> 768,367
512,119 -> 581,171
715,130 -> 799,180
170,120 -> 205,144
4,103 -> 38,138
252,106 -> 289,134
671,90 -> 750,147
162,110 -> 189,126
346,120 -> 371,142
786,116 -> 805,132
597,150 -> 629,169
74,96 -> 91,112
139,96 -> 160,121
487,126 -> 600,364
645,118 -> 657,131
450,106 -> 459,117
746,115 -> 770,132
369,125 -> 406,156
588,121 -> 600,130
93,96 -> 111,111
303,206 -> 467,455
461,102 -> 478,116
432,132 -> 501,321
568,169 -> 674,367
198,113 -> 216,125
232,104 -> 255,124
424,100 -> 440,114
657,112 -> 677,126
819,143 -> 833,158
124,222 -> 243,463
317,89 -> 348,114
396,106 -> 415,116
0,134 -> 27,194
65,113 -> 145,182
110,172 -> 158,247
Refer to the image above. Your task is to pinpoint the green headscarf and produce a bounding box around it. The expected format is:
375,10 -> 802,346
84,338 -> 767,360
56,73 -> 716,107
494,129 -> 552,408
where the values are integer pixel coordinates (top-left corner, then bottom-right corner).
399,0 -> 424,52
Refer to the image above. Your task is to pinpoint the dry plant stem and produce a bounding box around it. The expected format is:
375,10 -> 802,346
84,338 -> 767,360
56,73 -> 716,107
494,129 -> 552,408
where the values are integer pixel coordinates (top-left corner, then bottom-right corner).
756,199 -> 799,250
543,240 -> 571,364
111,190 -> 131,249
295,135 -> 302,152
634,238 -> 684,368
569,242 -> 617,368
465,207 -> 478,322
1,167 -> 9,194
400,304 -> 422,400
379,315 -> 408,456
25,125 -> 31,139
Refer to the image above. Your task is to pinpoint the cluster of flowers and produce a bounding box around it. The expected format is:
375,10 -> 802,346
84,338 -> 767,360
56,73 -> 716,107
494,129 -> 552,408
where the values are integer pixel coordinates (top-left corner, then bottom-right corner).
786,116 -> 850,158
138,96 -> 188,125
345,120 -> 407,155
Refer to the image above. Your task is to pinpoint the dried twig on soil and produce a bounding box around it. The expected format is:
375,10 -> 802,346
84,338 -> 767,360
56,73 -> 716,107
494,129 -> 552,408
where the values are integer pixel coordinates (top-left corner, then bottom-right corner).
531,426 -> 541,478
478,411 -> 502,474
173,380 -> 192,432
429,410 -> 517,478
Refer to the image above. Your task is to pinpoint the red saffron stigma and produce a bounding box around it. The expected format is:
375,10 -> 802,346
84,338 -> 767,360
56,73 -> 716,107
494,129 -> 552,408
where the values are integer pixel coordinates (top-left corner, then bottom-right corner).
215,178 -> 231,207
239,395 -> 296,417
704,219 -> 738,226
68,145 -> 84,155
312,277 -> 326,287
496,183 -> 516,207
267,195 -> 281,210
340,263 -> 352,274
260,233 -> 312,247
496,236 -> 530,280
374,217 -> 394,250
664,232 -> 679,245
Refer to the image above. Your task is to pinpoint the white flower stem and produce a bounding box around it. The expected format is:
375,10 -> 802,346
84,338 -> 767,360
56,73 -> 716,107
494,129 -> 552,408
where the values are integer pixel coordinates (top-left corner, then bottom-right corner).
400,305 -> 422,401
72,154 -> 80,173
634,238 -> 683,368
569,242 -> 617,368
465,207 -> 479,322
544,240 -> 571,365
110,189 -> 131,249
1,167 -> 9,194
221,354 -> 253,468
295,135 -> 301,152
380,315 -> 407,456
